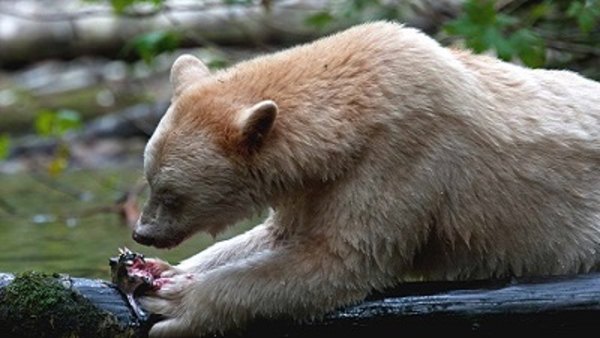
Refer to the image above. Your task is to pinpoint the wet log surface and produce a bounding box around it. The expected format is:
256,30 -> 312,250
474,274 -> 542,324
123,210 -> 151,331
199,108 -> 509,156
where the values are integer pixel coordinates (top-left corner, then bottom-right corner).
1,272 -> 600,337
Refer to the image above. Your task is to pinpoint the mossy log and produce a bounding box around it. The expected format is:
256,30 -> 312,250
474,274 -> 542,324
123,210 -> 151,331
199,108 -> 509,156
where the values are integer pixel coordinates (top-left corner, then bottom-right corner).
1,272 -> 600,337
0,272 -> 148,338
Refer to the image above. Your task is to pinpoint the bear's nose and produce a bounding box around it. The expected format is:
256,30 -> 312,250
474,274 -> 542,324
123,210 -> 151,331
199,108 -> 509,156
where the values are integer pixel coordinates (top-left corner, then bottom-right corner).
132,231 -> 155,246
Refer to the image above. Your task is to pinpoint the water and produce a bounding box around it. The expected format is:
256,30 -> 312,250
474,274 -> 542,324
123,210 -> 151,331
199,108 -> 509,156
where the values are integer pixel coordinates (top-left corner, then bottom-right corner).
0,169 -> 254,279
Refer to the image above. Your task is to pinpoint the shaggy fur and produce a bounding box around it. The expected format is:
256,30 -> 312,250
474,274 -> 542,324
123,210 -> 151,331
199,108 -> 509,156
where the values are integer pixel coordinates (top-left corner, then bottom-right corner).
133,21 -> 600,337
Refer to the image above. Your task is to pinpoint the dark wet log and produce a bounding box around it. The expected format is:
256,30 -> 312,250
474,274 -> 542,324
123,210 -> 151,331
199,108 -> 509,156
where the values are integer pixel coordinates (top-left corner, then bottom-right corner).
2,272 -> 600,337
240,273 -> 600,337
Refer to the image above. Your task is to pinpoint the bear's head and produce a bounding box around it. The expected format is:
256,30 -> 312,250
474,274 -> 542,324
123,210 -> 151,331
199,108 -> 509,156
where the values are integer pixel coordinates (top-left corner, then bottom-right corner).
132,55 -> 278,248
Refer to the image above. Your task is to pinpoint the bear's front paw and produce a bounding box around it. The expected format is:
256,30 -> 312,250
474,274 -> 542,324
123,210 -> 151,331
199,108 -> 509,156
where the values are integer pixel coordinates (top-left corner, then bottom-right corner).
143,258 -> 181,279
139,273 -> 201,337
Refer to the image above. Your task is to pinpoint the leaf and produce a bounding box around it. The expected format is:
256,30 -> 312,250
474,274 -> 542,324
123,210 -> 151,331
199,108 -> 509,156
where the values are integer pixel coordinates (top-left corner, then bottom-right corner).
567,0 -> 600,33
304,11 -> 335,29
510,29 -> 546,68
35,110 -> 57,137
463,0 -> 497,26
130,31 -> 181,65
55,109 -> 82,135
566,1 -> 583,17
48,144 -> 71,177
444,16 -> 479,38
48,156 -> 68,177
577,11 -> 597,33
444,0 -> 511,54
110,0 -> 136,13
35,109 -> 82,137
530,3 -> 552,21
0,134 -> 10,160
207,58 -> 229,70
487,29 -> 514,61
110,0 -> 164,14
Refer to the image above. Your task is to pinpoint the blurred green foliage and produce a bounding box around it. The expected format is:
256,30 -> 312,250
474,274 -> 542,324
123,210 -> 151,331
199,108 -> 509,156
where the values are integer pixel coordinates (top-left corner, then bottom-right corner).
127,31 -> 181,65
34,109 -> 82,176
101,0 -> 599,78
0,134 -> 9,160
84,0 -> 164,13
444,0 -> 599,69
305,11 -> 336,29
304,0 -> 600,77
445,0 -> 546,67
305,0 -> 399,29
110,0 -> 164,13
35,109 -> 82,138
567,0 -> 600,33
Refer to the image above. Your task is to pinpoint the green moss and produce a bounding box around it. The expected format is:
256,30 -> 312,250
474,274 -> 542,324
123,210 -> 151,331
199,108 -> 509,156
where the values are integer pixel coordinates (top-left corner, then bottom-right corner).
0,271 -> 135,338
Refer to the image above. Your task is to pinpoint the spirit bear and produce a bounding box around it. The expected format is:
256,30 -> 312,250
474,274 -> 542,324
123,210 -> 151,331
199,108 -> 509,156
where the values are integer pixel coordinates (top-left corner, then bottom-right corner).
133,21 -> 600,337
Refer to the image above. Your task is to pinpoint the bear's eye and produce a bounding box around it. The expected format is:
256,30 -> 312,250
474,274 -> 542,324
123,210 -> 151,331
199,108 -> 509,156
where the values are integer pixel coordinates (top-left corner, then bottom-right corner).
160,191 -> 181,209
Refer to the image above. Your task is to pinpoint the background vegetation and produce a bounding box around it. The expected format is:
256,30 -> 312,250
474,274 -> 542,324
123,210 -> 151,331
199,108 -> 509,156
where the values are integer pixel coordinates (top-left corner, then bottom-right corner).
0,0 -> 598,278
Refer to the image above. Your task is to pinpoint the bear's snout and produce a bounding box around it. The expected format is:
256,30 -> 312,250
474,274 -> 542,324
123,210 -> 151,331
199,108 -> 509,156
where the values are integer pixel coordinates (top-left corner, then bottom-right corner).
132,231 -> 156,246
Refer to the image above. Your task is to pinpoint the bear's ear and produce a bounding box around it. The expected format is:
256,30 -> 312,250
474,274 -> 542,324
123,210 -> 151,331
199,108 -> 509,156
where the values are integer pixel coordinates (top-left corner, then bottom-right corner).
170,54 -> 210,97
238,100 -> 278,151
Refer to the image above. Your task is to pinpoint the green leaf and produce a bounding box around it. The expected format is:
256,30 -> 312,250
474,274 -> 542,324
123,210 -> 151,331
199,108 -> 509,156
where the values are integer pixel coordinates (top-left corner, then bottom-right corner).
496,13 -> 518,27
530,3 -> 552,21
444,0 -> 512,55
48,144 -> 71,176
110,0 -> 136,13
207,58 -> 229,70
110,0 -> 164,14
0,134 -> 10,160
566,0 -> 600,33
566,1 -> 583,17
486,28 -> 514,61
35,109 -> 82,137
578,11 -> 597,33
130,31 -> 181,64
444,16 -> 480,38
510,29 -> 546,68
48,156 -> 68,177
304,11 -> 335,29
55,110 -> 82,135
463,0 -> 496,25
35,110 -> 57,137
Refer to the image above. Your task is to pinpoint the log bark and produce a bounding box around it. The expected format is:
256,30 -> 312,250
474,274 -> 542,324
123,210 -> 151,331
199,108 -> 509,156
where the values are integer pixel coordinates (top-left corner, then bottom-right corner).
0,0 -> 463,69
2,272 -> 600,337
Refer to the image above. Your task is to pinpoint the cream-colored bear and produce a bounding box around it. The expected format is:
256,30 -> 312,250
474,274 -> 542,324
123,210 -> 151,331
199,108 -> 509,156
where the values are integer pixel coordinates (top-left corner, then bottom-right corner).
133,21 -> 600,337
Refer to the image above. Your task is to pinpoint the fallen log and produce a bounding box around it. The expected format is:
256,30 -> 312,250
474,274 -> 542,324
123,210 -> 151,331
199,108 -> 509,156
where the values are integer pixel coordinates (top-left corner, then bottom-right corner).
1,271 -> 600,337
0,272 -> 149,338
